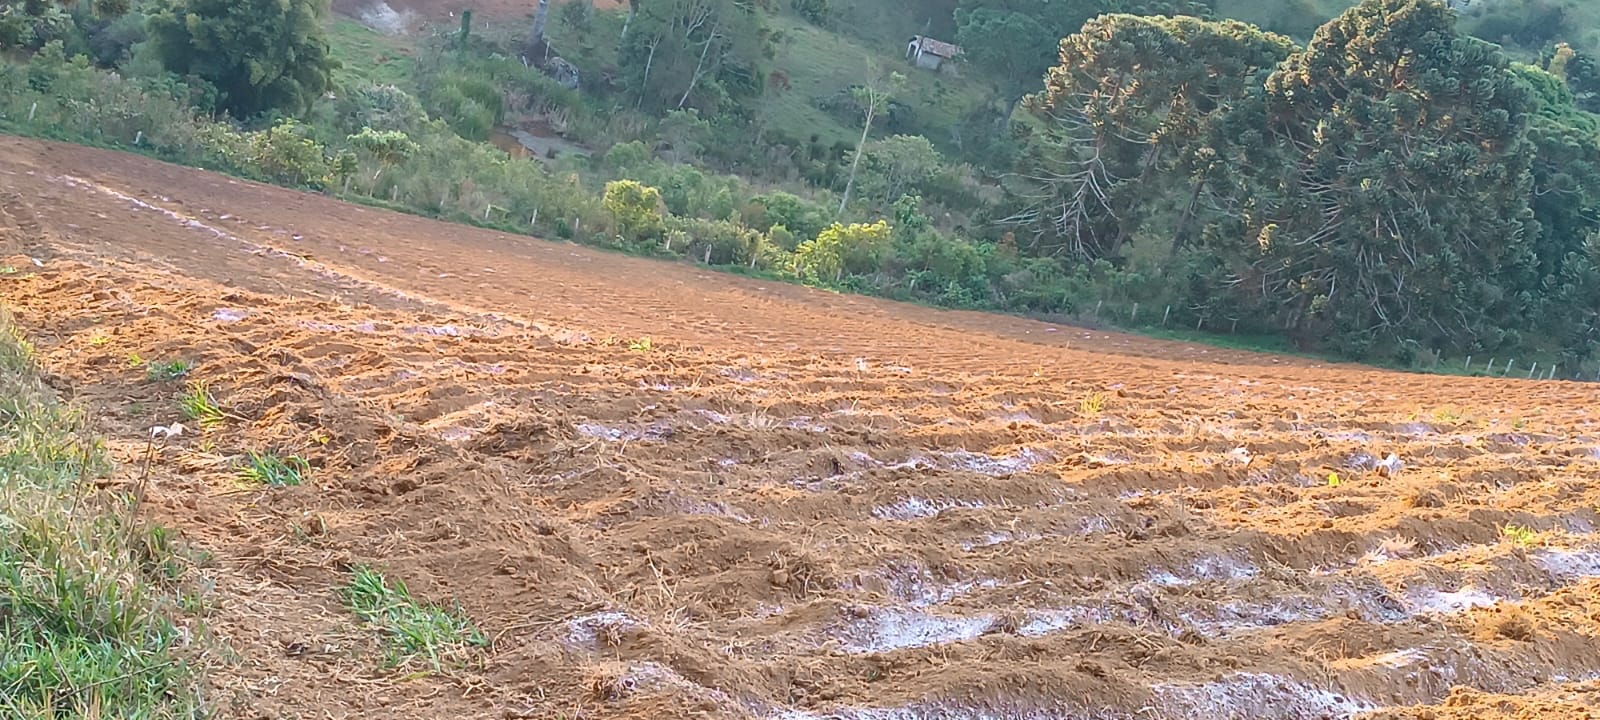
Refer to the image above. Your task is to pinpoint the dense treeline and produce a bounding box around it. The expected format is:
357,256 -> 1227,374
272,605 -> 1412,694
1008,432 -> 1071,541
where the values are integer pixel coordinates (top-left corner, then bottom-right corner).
1005,3 -> 1600,364
1,0 -> 1598,371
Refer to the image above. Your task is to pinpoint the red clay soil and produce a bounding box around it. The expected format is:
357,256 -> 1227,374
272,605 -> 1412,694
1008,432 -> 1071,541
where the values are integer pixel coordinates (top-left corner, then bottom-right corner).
4,135 -> 1600,719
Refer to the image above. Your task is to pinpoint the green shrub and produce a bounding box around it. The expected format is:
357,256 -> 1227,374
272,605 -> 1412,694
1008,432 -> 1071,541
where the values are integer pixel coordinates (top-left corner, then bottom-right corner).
329,82 -> 429,136
668,216 -> 762,265
792,221 -> 892,284
602,179 -> 666,242
425,74 -> 503,141
246,119 -> 332,188
749,191 -> 829,242
602,139 -> 653,171
792,0 -> 831,25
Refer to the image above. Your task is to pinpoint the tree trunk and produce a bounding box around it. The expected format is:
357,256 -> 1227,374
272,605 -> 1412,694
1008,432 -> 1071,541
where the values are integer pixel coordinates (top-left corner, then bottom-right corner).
838,101 -> 876,216
621,0 -> 638,41
531,0 -> 551,46
677,16 -> 721,109
637,36 -> 661,108
1168,177 -> 1207,261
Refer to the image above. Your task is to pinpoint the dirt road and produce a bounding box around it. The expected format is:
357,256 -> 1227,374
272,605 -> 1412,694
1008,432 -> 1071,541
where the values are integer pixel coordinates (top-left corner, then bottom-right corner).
3,135 -> 1599,719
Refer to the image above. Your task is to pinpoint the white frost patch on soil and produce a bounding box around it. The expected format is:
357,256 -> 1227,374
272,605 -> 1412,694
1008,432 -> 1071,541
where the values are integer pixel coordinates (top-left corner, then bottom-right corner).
574,421 -> 675,442
1535,547 -> 1600,580
872,496 -> 988,521
1326,430 -> 1373,443
300,320 -> 377,334
1345,452 -> 1378,470
1018,605 -> 1122,637
839,607 -> 995,654
1562,515 -> 1597,534
961,530 -> 1031,551
1084,453 -> 1132,466
1021,594 -> 1341,640
774,685 -> 1369,720
1077,516 -> 1116,535
1373,648 -> 1428,669
783,416 -> 830,433
695,408 -> 733,424
668,493 -> 754,523
1148,554 -> 1260,587
772,706 -> 1095,720
1180,598 -> 1333,635
1406,586 -> 1500,614
862,564 -> 999,607
405,324 -> 496,338
575,423 -> 636,441
927,448 -> 1049,477
1151,673 -> 1376,719
564,610 -> 647,647
210,308 -> 248,322
721,367 -> 762,383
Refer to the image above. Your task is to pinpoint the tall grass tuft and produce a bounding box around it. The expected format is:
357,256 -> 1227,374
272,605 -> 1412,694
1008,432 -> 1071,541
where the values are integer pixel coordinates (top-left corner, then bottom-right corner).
0,310 -> 203,718
344,566 -> 488,670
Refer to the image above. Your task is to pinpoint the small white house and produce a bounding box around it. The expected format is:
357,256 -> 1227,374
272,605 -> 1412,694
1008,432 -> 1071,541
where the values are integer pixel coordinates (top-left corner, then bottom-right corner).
906,35 -> 962,71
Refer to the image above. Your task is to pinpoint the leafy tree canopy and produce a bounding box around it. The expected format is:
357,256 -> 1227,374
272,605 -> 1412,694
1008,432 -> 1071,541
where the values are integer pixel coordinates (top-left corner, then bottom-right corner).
1004,0 -> 1600,362
617,0 -> 771,115
146,0 -> 335,118
955,0 -> 1214,97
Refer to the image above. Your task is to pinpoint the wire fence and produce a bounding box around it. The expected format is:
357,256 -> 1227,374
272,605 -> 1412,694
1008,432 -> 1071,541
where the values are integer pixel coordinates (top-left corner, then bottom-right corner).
1063,301 -> 1599,382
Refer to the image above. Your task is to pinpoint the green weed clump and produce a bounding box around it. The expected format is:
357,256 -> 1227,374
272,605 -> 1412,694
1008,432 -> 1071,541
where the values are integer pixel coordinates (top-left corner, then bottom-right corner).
178,380 -> 225,429
241,451 -> 310,487
0,312 -> 202,718
1502,524 -> 1542,547
147,358 -> 194,381
343,566 -> 488,669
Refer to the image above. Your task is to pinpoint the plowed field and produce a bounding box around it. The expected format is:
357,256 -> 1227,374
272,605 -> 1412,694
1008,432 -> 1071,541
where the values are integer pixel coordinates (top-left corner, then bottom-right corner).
3,135 -> 1600,719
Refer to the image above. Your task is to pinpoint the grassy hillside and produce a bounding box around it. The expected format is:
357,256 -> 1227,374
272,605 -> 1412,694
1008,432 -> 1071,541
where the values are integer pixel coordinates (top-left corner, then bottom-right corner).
764,14 -> 993,149
326,17 -> 416,87
826,0 -> 961,47
1215,0 -> 1353,38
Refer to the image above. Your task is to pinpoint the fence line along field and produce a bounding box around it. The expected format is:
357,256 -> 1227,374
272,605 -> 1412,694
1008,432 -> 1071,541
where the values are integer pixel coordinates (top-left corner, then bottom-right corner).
3,135 -> 1599,719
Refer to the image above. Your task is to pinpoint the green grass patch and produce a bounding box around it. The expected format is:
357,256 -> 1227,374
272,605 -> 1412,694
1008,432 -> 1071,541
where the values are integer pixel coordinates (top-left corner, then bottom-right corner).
1502,524 -> 1543,547
1131,324 -> 1309,357
240,451 -> 310,488
177,380 -> 225,429
146,358 -> 193,382
766,15 -> 992,149
0,311 -> 202,718
343,566 -> 488,669
1215,0 -> 1351,40
326,18 -> 418,89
